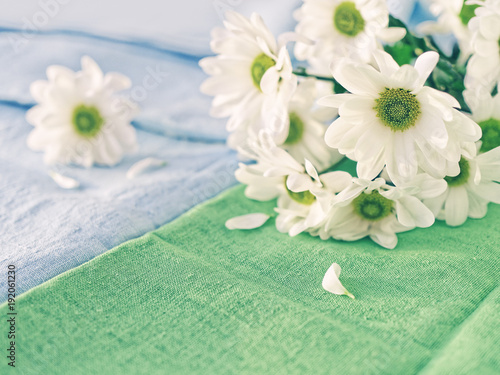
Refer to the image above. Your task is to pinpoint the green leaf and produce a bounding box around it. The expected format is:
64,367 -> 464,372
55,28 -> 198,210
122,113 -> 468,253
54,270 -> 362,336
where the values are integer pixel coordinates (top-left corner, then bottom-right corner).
384,42 -> 415,65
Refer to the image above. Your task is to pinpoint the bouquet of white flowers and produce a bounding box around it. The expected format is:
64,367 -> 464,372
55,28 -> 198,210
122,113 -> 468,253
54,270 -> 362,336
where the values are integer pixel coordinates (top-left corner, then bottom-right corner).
200,0 -> 500,249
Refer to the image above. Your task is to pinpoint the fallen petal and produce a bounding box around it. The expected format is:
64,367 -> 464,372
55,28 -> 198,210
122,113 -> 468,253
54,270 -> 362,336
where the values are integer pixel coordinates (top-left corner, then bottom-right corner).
322,263 -> 355,299
49,171 -> 80,189
126,157 -> 167,179
225,213 -> 270,230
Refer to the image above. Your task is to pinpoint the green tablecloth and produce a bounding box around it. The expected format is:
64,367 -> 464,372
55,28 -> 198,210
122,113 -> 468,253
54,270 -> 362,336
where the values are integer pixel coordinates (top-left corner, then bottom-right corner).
2,185 -> 499,374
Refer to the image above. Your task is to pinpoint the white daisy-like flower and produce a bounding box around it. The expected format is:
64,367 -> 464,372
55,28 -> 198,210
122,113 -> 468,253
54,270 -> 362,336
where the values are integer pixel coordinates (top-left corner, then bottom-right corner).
464,85 -> 500,153
235,131 -> 350,236
26,56 -> 138,167
280,78 -> 343,171
424,146 -> 500,226
275,165 -> 352,238
466,0 -> 500,90
319,50 -> 482,185
294,0 -> 406,73
417,0 -> 478,64
235,131 -> 307,201
323,175 -> 447,249
199,11 -> 297,149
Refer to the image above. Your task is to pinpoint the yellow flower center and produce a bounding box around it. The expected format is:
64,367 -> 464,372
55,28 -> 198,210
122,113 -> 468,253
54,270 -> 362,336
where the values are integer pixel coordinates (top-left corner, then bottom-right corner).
72,104 -> 104,138
284,113 -> 305,145
285,176 -> 316,205
250,53 -> 276,90
374,88 -> 421,131
333,2 -> 365,37
352,191 -> 393,221
445,158 -> 470,187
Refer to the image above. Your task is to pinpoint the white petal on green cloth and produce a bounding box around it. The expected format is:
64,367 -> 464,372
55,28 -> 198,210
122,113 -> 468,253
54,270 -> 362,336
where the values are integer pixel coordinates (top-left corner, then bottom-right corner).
322,263 -> 355,299
225,213 -> 270,230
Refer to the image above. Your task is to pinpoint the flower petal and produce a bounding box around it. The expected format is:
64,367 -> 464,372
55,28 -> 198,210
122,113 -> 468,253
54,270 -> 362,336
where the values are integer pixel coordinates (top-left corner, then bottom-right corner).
126,158 -> 168,179
30,80 -> 49,102
305,159 -> 320,182
372,50 -> 400,76
286,173 -> 313,192
377,27 -> 406,43
320,171 -> 353,193
104,72 -> 132,92
225,213 -> 270,230
475,182 -> 500,204
414,51 -> 439,88
49,171 -> 80,189
396,196 -> 435,228
370,228 -> 399,249
444,186 -> 469,226
322,263 -> 355,299
333,62 -> 385,96
317,94 -> 352,108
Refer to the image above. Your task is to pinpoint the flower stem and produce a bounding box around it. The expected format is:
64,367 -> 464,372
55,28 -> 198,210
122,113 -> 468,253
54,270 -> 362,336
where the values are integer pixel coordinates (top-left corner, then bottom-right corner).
292,69 -> 336,82
293,68 -> 348,93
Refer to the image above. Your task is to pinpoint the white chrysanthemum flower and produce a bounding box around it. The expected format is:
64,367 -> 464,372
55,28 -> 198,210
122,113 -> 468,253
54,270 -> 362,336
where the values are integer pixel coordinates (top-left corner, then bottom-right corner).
417,0 -> 478,63
26,56 -> 138,167
235,131 -> 350,236
280,78 -> 343,171
464,85 -> 500,153
199,11 -> 297,149
319,50 -> 482,185
294,0 -> 406,73
424,146 -> 500,226
275,166 -> 352,237
235,131 -> 307,201
324,175 -> 447,249
466,0 -> 500,90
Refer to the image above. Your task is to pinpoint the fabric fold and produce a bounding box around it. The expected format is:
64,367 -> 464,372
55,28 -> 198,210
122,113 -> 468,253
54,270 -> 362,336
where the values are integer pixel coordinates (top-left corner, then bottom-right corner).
0,0 -> 304,56
0,103 -> 238,299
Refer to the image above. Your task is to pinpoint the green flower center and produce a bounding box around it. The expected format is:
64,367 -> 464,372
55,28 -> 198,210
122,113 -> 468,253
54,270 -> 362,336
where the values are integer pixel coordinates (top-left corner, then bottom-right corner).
251,53 -> 276,90
459,2 -> 479,25
284,113 -> 305,145
285,176 -> 316,205
352,191 -> 393,222
374,88 -> 421,131
478,118 -> 500,152
445,157 -> 470,187
333,1 -> 365,37
72,104 -> 104,138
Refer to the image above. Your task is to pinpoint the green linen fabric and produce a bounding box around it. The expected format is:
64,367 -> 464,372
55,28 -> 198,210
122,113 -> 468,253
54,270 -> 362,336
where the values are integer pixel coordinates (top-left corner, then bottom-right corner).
1,184 -> 499,374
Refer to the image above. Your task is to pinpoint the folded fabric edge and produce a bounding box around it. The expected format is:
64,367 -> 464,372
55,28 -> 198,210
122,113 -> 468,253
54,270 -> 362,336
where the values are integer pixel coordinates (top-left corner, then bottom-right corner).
0,183 -> 246,308
0,100 -> 228,144
0,27 -> 208,61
